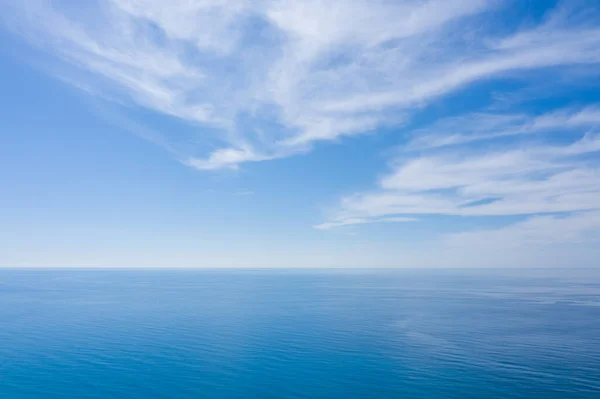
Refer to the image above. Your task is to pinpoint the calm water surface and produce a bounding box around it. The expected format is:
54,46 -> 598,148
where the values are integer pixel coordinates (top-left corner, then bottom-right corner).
1,268 -> 599,398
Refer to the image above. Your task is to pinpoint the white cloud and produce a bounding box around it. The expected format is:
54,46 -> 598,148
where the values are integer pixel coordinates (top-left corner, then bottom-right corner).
314,216 -> 416,230
2,1 -> 600,169
407,106 -> 600,150
185,148 -> 274,170
321,129 -> 600,226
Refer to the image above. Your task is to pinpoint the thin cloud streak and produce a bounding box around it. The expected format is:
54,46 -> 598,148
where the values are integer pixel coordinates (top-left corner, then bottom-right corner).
314,216 -> 417,230
407,106 -> 600,150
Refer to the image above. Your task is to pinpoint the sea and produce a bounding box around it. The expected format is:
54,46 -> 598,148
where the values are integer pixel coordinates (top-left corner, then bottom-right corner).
1,268 -> 599,398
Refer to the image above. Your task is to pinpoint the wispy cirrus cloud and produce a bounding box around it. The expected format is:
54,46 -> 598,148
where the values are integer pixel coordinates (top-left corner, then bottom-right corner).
319,125 -> 600,228
314,216 -> 416,231
407,106 -> 600,150
2,0 -> 600,170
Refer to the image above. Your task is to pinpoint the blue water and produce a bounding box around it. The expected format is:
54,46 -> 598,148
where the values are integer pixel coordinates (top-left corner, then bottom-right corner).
1,269 -> 600,398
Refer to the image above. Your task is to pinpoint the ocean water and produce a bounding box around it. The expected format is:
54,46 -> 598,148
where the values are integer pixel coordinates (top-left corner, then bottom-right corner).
1,269 -> 600,398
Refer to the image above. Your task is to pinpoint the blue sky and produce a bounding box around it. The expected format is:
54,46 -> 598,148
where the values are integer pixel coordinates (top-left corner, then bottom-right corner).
1,0 -> 600,267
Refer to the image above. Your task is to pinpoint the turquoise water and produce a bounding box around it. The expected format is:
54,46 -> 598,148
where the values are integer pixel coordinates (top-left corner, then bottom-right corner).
1,269 -> 599,398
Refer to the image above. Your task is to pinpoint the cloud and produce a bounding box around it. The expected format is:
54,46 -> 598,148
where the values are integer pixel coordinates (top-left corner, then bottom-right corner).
185,148 -> 275,171
320,121 -> 600,227
2,1 -> 600,169
407,106 -> 600,150
314,216 -> 416,230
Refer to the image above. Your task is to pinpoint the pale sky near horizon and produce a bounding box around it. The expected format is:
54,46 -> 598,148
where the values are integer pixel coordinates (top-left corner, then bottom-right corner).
1,0 -> 600,268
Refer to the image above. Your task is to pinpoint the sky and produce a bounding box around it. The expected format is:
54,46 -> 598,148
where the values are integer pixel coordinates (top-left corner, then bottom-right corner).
1,0 -> 600,268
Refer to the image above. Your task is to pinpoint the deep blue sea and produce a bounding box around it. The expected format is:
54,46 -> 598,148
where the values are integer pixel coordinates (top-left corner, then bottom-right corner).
1,269 -> 600,398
